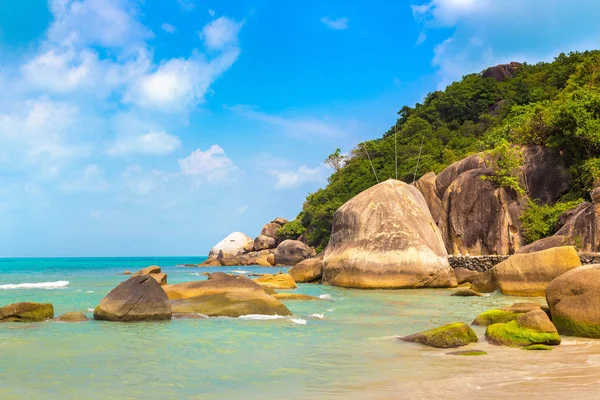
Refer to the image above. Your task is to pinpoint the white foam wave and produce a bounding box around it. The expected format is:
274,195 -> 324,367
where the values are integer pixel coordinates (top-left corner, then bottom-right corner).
231,270 -> 250,274
291,318 -> 307,325
309,313 -> 324,319
0,280 -> 69,290
85,290 -> 94,293
87,308 -> 94,312
319,294 -> 333,300
238,314 -> 286,320
327,308 -> 336,312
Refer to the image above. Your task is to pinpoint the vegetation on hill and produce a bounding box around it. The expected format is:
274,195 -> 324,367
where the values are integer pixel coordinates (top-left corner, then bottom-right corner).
286,51 -> 600,252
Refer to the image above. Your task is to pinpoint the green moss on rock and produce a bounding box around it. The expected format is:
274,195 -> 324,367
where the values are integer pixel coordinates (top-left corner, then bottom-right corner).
486,320 -> 561,347
446,350 -> 488,356
401,322 -> 478,348
522,344 -> 554,350
0,302 -> 54,322
472,309 -> 523,326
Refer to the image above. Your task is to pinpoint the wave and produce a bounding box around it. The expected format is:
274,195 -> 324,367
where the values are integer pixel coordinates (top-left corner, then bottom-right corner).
231,270 -> 250,274
291,318 -> 307,325
87,308 -> 95,312
238,314 -> 287,320
319,294 -> 333,300
309,313 -> 324,319
85,290 -> 94,293
0,280 -> 69,290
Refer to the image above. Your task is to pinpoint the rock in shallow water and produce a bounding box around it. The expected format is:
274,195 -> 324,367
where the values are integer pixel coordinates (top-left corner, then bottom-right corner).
0,302 -> 54,322
288,256 -> 323,283
485,309 -> 560,347
323,179 -> 456,289
55,312 -> 88,322
446,350 -> 488,356
253,273 -> 297,289
94,275 -> 172,322
451,289 -> 483,297
401,322 -> 478,348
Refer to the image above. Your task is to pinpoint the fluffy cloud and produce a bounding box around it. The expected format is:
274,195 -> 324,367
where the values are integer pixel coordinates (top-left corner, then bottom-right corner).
411,0 -> 600,86
178,145 -> 235,180
321,17 -> 349,30
161,23 -> 176,34
199,16 -> 243,50
271,165 -> 330,190
61,164 -> 108,192
107,131 -> 181,156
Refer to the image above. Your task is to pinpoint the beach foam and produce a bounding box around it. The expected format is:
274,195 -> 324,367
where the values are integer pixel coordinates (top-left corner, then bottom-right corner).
319,294 -> 333,300
291,318 -> 307,325
0,280 -> 69,290
231,270 -> 250,274
238,314 -> 287,320
309,313 -> 324,319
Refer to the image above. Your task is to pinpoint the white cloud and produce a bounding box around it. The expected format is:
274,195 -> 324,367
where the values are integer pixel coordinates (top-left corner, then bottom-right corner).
48,0 -> 153,48
161,23 -> 176,33
271,165 -> 330,190
178,145 -> 235,181
199,17 -> 243,50
412,0 -> 485,25
229,105 -> 346,141
321,17 -> 349,30
107,131 -> 181,156
61,164 -> 108,192
208,9 -> 215,17
177,0 -> 196,12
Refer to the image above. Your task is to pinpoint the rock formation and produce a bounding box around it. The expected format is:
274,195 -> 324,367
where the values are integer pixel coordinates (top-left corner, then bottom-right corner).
413,172 -> 443,225
482,62 -> 522,82
132,265 -> 167,285
401,322 -> 478,348
208,232 -> 253,259
94,276 -> 172,321
288,255 -> 323,283
485,309 -> 561,347
274,240 -> 315,266
0,302 -> 54,322
322,179 -> 456,289
253,273 -> 297,289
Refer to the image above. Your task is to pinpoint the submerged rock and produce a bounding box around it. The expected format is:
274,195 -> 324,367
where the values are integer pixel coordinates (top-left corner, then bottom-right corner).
94,276 -> 172,322
485,309 -> 560,347
451,289 -> 483,297
271,293 -> 321,301
55,312 -> 88,322
493,246 -> 581,296
274,240 -> 315,266
401,322 -> 478,348
546,265 -> 600,338
523,344 -> 554,351
323,179 -> 456,289
446,350 -> 488,356
469,270 -> 496,293
288,255 -> 323,283
253,273 -> 297,289
0,302 -> 54,322
453,267 -> 481,285
208,232 -> 253,259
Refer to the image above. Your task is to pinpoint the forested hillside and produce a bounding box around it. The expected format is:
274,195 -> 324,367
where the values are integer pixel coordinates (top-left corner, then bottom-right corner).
280,51 -> 600,251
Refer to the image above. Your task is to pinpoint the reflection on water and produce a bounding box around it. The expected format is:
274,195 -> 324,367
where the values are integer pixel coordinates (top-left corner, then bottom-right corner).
0,258 -> 599,399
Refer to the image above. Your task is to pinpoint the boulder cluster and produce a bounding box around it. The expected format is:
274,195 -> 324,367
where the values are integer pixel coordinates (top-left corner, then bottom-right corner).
198,218 -> 316,267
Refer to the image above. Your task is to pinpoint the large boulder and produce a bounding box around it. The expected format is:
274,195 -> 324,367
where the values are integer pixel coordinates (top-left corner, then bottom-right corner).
254,235 -> 277,251
217,251 -> 244,266
165,273 -> 291,317
546,265 -> 600,338
208,232 -> 253,259
253,273 -> 297,289
469,269 -> 497,293
440,168 -> 525,255
413,172 -> 443,225
516,235 -> 570,254
435,154 -> 485,198
94,276 -> 172,321
0,302 -> 54,322
260,223 -> 282,239
132,266 -> 167,285
289,255 -> 323,283
274,240 -> 315,266
453,267 -> 481,285
520,145 -> 572,204
555,203 -> 600,253
485,309 -> 561,347
271,217 -> 289,226
492,246 -> 581,296
482,62 -> 522,82
322,179 -> 456,289
401,322 -> 478,348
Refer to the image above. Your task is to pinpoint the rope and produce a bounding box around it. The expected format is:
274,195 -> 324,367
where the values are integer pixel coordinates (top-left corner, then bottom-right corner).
412,133 -> 425,183
362,143 -> 379,184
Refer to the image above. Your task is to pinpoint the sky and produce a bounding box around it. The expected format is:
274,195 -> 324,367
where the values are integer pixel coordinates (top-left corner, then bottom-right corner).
1,0 -> 599,257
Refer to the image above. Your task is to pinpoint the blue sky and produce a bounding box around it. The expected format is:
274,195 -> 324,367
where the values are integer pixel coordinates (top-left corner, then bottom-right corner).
1,0 -> 599,257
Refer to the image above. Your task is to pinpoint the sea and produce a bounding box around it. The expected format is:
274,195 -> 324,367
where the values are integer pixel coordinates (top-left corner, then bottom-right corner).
1,257 -> 599,400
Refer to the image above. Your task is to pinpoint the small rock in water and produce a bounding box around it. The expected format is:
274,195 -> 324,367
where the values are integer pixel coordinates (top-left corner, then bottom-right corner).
522,344 -> 554,351
55,312 -> 88,322
451,289 -> 483,297
119,271 -> 132,275
446,350 -> 488,356
401,322 -> 478,348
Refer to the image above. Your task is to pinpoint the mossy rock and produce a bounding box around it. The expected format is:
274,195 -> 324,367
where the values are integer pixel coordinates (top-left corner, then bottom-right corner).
472,309 -> 523,326
0,302 -> 54,322
272,293 -> 321,301
401,322 -> 478,348
446,350 -> 488,356
451,289 -> 483,297
485,310 -> 561,347
522,344 -> 554,351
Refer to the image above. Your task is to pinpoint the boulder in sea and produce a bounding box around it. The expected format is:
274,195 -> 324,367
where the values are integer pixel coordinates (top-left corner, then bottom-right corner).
546,265 -> 600,338
323,179 -> 456,289
120,270 -> 132,275
55,312 -> 88,322
492,246 -> 581,296
132,265 -> 167,285
254,235 -> 277,251
216,251 -> 244,266
94,275 -> 172,322
165,273 -> 291,317
469,269 -> 497,293
472,303 -> 547,326
0,302 -> 54,322
253,273 -> 298,289
485,309 -> 561,347
289,255 -> 323,283
400,322 -> 478,348
197,259 -> 222,267
451,289 -> 483,297
274,240 -> 315,266
208,232 -> 253,260
453,267 -> 481,285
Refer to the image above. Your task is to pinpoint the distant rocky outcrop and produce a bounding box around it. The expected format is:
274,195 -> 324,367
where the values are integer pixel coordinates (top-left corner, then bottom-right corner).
274,240 -> 315,266
482,62 -> 522,82
323,179 -> 456,289
132,265 -> 167,285
208,232 -> 253,260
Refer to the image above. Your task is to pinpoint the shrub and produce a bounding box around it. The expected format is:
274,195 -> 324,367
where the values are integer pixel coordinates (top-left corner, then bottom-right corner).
520,199 -> 585,243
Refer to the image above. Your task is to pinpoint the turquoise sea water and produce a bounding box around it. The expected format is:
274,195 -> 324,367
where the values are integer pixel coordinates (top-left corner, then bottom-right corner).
1,257 -> 600,400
